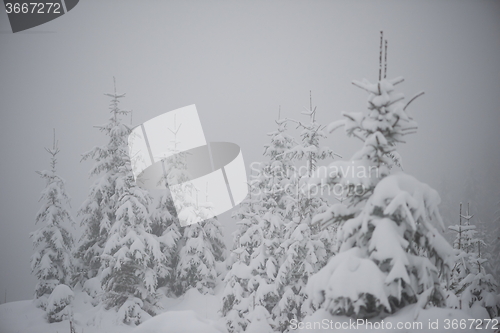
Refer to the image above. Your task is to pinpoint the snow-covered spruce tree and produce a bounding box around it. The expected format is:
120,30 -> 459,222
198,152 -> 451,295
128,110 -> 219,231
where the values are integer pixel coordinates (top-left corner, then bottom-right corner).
448,203 -> 477,296
245,305 -> 274,333
286,92 -> 339,177
31,131 -> 75,310
285,92 -> 340,257
149,122 -> 184,296
74,80 -> 132,288
306,35 -> 454,319
457,248 -> 498,318
448,203 -> 498,316
75,81 -> 165,324
483,192 -> 500,283
273,96 -> 340,331
463,170 -> 489,253
221,186 -> 264,333
157,118 -> 226,297
46,284 -> 74,323
222,113 -> 296,332
100,162 -> 165,325
174,184 -> 226,297
175,214 -> 226,295
150,190 -> 181,296
490,197 -> 500,317
491,197 -> 500,281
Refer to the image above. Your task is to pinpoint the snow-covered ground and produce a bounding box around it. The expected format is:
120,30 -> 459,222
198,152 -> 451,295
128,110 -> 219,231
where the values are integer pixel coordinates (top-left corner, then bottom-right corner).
0,286 -> 227,333
2,288 -> 498,333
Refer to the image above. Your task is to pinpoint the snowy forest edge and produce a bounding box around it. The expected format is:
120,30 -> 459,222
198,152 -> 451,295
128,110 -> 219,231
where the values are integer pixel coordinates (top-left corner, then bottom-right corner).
14,36 -> 500,333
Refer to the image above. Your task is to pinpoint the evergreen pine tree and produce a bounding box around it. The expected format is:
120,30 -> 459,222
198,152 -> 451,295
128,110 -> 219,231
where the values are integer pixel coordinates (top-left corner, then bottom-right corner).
150,191 -> 181,296
490,197 -> 500,317
457,247 -> 498,318
176,179 -> 225,295
158,117 -> 226,296
75,80 -> 165,325
149,120 -> 184,296
222,113 -> 295,332
45,284 -> 74,323
448,203 -> 498,317
221,186 -> 263,333
491,197 -> 500,281
463,170 -> 489,254
100,162 -> 164,325
286,91 -> 339,176
245,306 -> 274,333
31,130 -> 75,310
273,95 -> 339,331
305,34 -> 454,319
448,203 -> 478,303
175,212 -> 226,295
75,79 -> 132,287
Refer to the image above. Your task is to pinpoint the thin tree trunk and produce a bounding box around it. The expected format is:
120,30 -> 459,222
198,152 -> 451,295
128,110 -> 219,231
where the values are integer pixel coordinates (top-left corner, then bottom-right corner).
459,203 -> 462,250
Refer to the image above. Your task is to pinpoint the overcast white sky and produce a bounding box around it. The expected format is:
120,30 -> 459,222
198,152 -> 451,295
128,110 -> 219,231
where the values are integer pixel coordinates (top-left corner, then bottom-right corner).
1,0 -> 499,302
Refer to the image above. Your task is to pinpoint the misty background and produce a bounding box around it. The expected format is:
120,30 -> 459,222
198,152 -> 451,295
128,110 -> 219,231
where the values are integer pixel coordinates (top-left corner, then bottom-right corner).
0,0 -> 499,302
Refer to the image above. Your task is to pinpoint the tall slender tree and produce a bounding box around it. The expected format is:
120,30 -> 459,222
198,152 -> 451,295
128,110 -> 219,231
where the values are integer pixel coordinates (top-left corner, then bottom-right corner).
74,79 -> 132,287
75,80 -> 166,324
463,170 -> 489,252
31,130 -> 75,309
274,95 -> 339,331
150,189 -> 181,296
490,196 -> 500,317
155,116 -> 226,297
222,112 -> 296,332
448,203 -> 479,300
221,190 -> 261,333
491,196 -> 500,281
149,117 -> 184,296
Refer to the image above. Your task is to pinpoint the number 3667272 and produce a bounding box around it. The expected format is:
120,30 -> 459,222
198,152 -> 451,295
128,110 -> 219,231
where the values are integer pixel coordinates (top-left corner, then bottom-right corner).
5,3 -> 61,14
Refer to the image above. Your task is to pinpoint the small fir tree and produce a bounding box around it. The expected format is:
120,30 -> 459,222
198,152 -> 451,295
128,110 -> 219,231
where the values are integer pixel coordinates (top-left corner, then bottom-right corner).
150,191 -> 181,296
46,284 -> 74,323
448,203 -> 498,316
